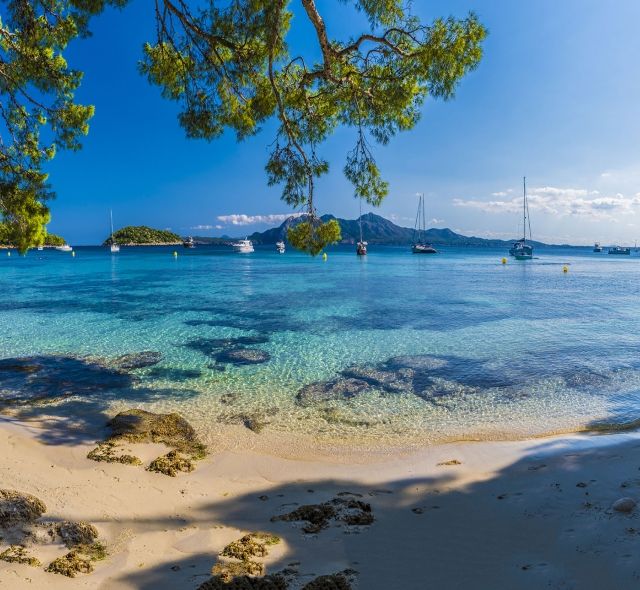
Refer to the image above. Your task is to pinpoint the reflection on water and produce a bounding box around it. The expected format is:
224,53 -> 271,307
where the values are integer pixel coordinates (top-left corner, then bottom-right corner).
2,244 -> 640,446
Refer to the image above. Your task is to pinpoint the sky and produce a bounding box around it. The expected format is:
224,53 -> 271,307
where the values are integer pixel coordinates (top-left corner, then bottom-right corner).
43,0 -> 640,245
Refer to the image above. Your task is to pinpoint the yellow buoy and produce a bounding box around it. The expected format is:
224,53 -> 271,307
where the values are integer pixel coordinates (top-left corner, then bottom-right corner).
322,252 -> 328,261
563,265 -> 568,273
501,257 -> 507,264
7,251 -> 10,257
173,251 -> 178,257
72,251 -> 76,257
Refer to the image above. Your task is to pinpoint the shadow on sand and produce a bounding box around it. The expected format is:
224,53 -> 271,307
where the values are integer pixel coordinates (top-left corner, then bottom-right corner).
81,435 -> 640,589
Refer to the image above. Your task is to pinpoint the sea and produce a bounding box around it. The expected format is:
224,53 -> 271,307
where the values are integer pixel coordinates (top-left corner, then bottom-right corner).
2,244 -> 640,449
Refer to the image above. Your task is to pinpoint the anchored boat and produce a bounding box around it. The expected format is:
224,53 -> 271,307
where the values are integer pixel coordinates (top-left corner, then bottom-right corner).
608,246 -> 630,255
593,242 -> 603,252
276,240 -> 285,254
511,177 -> 533,260
232,238 -> 254,253
412,193 -> 437,254
183,236 -> 196,249
356,201 -> 367,256
109,210 -> 120,253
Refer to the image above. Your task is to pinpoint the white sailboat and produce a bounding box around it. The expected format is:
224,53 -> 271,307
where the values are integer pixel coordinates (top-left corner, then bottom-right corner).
412,193 -> 437,254
356,201 -> 367,256
55,244 -> 72,252
109,210 -> 120,253
511,177 -> 533,260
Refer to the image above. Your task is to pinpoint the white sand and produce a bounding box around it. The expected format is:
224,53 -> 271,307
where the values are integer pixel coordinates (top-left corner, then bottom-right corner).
1,416 -> 639,589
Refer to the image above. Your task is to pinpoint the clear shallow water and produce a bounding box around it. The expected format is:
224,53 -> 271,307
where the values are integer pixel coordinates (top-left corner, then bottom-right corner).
2,244 -> 640,447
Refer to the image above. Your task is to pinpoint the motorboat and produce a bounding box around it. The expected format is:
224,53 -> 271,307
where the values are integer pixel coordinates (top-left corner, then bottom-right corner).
183,236 -> 196,249
232,239 -> 254,253
608,246 -> 630,255
593,242 -> 602,252
276,240 -> 285,254
55,244 -> 73,252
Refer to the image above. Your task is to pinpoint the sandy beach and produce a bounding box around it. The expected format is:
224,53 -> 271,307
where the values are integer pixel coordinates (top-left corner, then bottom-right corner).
1,414 -> 638,590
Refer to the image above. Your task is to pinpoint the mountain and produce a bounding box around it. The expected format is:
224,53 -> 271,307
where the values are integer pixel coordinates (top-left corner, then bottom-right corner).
248,213 -> 554,248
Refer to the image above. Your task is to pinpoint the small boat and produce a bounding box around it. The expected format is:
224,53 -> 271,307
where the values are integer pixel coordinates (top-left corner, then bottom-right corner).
37,245 -> 43,251
412,193 -> 437,254
511,177 -> 533,260
356,201 -> 367,256
593,242 -> 602,252
276,240 -> 285,254
183,236 -> 196,249
109,210 -> 120,253
232,238 -> 254,253
608,246 -> 630,255
56,244 -> 72,252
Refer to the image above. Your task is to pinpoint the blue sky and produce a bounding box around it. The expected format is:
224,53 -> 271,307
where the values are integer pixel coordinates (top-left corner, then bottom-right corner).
45,0 -> 640,245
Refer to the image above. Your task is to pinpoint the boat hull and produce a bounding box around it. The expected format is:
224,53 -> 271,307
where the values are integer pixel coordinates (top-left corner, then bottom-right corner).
412,244 -> 437,254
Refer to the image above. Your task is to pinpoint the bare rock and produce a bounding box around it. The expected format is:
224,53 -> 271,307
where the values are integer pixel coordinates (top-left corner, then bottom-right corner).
613,497 -> 637,513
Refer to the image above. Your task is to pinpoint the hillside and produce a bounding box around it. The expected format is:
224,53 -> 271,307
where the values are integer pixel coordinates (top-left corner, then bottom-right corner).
103,226 -> 182,246
248,213 -> 552,247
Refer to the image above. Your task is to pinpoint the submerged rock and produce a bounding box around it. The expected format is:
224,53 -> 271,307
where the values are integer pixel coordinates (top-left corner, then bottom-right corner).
216,348 -> 271,366
0,489 -> 47,527
113,351 -> 163,370
0,355 -> 132,407
340,365 -> 413,394
218,412 -> 275,433
296,378 -> 370,407
613,497 -> 637,513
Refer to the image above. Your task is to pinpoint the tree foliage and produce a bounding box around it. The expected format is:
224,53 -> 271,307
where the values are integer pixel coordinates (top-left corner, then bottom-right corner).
0,0 -> 125,251
1,1 -> 486,255
143,0 -> 487,253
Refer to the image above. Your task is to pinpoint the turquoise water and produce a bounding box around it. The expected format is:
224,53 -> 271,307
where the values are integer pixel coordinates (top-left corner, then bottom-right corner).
2,244 -> 640,447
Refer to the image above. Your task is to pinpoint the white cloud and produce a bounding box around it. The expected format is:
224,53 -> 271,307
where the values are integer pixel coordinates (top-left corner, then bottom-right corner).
454,186 -> 640,220
190,224 -> 215,230
429,218 -> 444,225
216,213 -> 304,226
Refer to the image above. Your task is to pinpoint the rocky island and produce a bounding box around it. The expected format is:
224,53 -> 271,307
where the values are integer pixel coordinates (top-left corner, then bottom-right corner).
103,225 -> 182,246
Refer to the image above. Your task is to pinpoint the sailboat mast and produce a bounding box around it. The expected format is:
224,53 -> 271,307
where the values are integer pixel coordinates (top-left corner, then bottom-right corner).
110,209 -> 114,241
422,193 -> 426,241
522,177 -> 527,244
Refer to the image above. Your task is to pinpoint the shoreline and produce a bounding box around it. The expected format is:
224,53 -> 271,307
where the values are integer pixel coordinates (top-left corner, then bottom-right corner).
1,416 -> 638,589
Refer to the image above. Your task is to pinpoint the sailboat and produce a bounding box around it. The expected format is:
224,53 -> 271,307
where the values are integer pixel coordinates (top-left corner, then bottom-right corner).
109,210 -> 120,253
510,178 -> 533,260
356,201 -> 367,256
412,193 -> 437,254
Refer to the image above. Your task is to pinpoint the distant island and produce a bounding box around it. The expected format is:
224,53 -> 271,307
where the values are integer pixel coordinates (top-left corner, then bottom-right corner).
247,213 -> 567,248
104,226 -> 182,246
